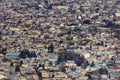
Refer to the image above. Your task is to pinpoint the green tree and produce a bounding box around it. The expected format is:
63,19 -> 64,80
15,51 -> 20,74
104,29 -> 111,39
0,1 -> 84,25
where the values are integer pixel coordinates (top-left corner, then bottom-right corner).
15,65 -> 20,72
48,43 -> 54,52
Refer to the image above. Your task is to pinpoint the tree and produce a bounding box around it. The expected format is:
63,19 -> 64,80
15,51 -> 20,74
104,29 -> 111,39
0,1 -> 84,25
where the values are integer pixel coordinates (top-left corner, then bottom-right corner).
38,72 -> 42,80
90,61 -> 95,67
17,20 -> 22,24
57,56 -> 61,64
96,8 -> 99,13
19,49 -> 38,59
79,6 -> 84,13
19,50 -> 27,59
1,48 -> 7,55
99,68 -> 108,74
2,57 -> 9,62
49,61 -> 53,66
61,67 -> 66,73
83,20 -> 91,24
25,49 -> 31,58
30,51 -> 37,58
48,43 -> 54,52
34,5 -> 39,10
24,23 -> 30,27
44,45 -> 47,49
82,61 -> 89,69
15,65 -> 20,72
86,73 -> 92,80
44,0 -> 48,4
19,60 -> 23,67
105,21 -> 114,28
10,62 -> 14,67
47,5 -> 52,9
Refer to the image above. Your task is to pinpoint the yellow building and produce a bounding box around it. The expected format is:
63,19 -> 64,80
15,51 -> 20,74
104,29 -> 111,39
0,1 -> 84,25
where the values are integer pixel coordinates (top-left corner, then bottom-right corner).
41,72 -> 50,78
52,6 -> 68,10
54,72 -> 67,78
115,20 -> 120,25
9,27 -> 21,31
116,12 -> 120,17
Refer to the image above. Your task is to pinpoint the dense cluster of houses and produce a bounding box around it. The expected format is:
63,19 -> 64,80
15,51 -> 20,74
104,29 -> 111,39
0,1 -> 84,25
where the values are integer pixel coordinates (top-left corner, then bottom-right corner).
0,0 -> 120,80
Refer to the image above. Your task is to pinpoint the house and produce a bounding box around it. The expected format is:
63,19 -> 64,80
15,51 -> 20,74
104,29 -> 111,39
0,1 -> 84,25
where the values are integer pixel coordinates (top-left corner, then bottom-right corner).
54,72 -> 67,78
65,60 -> 77,67
0,54 -> 3,57
9,27 -> 21,31
0,75 -> 8,80
52,5 -> 68,10
115,12 -> 120,17
78,76 -> 88,80
115,20 -> 120,25
41,71 -> 50,78
68,72 -> 81,78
